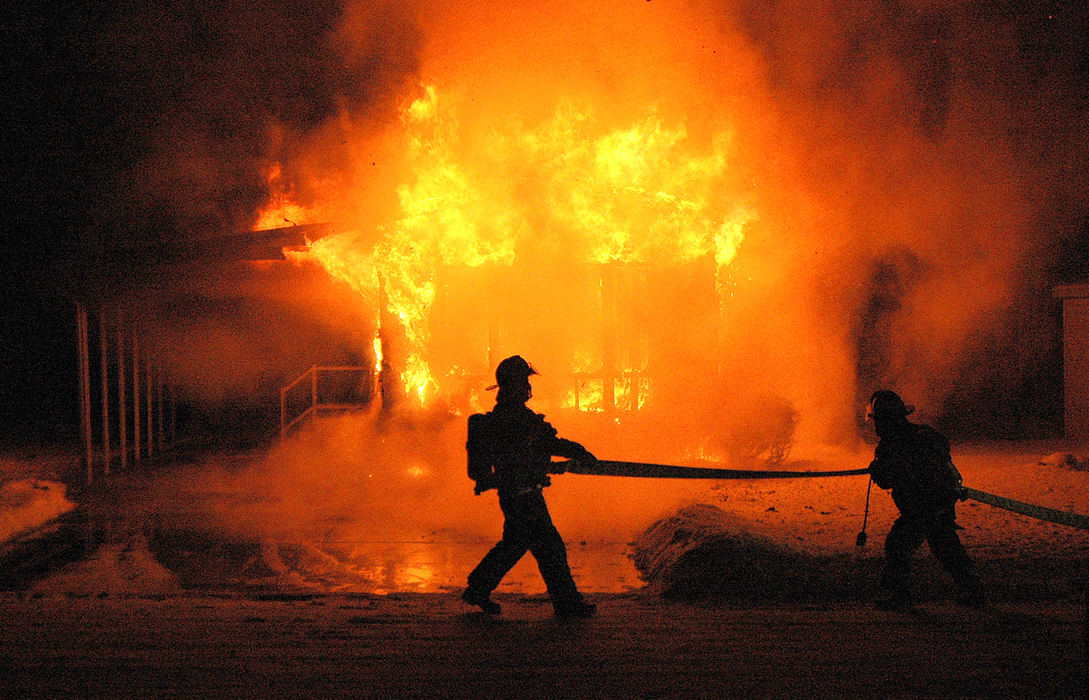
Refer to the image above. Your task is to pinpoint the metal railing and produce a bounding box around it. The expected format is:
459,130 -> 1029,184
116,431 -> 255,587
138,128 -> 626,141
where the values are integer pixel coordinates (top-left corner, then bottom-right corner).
280,365 -> 370,439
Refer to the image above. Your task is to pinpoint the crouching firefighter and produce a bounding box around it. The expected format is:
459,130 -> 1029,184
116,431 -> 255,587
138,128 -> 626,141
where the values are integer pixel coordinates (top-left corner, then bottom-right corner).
461,355 -> 598,619
866,390 -> 986,611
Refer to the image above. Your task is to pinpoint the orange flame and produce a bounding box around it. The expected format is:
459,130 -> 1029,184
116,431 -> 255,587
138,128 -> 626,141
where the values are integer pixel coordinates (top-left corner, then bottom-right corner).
290,83 -> 754,408
254,163 -> 318,231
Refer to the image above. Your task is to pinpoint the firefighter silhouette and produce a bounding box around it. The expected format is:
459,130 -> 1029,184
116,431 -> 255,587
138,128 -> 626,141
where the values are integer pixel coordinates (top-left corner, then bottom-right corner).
866,390 -> 985,611
462,355 -> 598,618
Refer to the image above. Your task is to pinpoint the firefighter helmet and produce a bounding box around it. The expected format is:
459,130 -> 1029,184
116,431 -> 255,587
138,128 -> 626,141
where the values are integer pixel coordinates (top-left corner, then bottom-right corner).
867,390 -> 915,421
487,355 -> 538,390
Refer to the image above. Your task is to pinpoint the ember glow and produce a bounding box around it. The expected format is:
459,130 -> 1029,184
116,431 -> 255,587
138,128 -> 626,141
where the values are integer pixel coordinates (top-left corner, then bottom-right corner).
254,164 -> 316,231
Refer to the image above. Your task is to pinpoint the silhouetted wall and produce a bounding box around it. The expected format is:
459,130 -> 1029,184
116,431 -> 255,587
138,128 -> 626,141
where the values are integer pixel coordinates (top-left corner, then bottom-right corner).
1055,283 -> 1089,439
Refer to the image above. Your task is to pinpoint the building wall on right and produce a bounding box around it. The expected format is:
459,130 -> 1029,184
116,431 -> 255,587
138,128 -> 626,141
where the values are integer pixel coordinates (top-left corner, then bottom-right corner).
1054,283 -> 1089,439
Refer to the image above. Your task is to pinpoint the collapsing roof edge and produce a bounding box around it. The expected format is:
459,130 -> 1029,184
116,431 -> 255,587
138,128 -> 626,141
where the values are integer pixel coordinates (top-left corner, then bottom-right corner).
210,222 -> 334,261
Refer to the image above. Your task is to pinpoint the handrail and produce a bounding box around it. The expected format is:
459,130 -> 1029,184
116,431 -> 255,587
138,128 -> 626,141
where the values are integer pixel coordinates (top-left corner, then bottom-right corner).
280,365 -> 369,439
281,405 -> 316,437
278,365 -> 651,439
281,365 -> 317,396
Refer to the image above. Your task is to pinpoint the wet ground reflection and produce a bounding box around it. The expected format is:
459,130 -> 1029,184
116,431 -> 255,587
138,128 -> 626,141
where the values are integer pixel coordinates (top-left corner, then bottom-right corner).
1,510 -> 644,595
146,528 -> 642,595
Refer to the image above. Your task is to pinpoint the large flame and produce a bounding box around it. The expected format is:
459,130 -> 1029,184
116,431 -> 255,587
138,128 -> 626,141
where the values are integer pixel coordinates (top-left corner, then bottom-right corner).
289,83 -> 754,408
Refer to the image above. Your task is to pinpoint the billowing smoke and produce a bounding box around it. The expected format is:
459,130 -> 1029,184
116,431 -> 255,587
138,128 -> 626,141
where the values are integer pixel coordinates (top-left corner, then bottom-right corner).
9,1 -> 421,273
18,1 -> 1081,442
150,406 -> 700,579
238,0 -> 1086,448
18,3 -> 1088,456
718,0 -> 1089,436
146,262 -> 376,406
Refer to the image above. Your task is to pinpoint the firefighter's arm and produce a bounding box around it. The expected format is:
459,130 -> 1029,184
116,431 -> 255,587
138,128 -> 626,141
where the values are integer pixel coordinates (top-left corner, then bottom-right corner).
549,438 -> 597,474
473,478 -> 497,495
868,456 -> 893,489
944,458 -> 968,501
868,437 -> 907,489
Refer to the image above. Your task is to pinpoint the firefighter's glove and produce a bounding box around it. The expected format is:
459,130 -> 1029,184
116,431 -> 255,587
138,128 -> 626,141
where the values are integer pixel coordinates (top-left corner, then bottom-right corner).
473,477 -> 498,495
575,448 -> 598,466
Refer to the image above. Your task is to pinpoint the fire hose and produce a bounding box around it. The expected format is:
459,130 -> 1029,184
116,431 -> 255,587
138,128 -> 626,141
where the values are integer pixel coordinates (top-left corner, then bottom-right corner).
959,486 -> 1089,531
564,459 -> 870,480
564,459 -> 1089,532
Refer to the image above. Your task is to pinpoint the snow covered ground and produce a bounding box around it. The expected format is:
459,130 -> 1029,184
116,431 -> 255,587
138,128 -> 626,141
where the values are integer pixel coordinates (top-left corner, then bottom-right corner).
0,454 -> 76,544
2,434 -> 1087,603
1,438 -> 1087,697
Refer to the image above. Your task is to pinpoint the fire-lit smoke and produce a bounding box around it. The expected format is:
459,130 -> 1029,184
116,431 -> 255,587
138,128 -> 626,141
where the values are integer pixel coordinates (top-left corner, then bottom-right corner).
172,410 -> 700,544
70,1 -> 1082,453
100,1 -> 423,244
137,260 -> 376,409
14,1 -> 1086,446
40,1 -> 1083,590
221,0 -> 1080,453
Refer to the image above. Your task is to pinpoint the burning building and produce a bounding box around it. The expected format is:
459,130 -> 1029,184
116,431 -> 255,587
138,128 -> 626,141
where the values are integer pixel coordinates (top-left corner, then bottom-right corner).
251,0 -> 1053,460
9,0 -> 1089,611
274,80 -> 783,464
50,1 -> 1089,479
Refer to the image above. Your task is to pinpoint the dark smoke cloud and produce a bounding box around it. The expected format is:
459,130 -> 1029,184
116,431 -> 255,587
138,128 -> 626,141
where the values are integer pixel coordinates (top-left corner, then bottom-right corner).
3,1 -> 422,441
7,1 -> 422,288
721,0 -> 1089,435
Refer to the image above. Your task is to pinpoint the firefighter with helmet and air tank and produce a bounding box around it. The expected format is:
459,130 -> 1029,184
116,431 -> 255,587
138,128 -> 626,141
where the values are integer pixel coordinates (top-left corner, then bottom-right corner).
462,355 -> 599,619
866,390 -> 986,611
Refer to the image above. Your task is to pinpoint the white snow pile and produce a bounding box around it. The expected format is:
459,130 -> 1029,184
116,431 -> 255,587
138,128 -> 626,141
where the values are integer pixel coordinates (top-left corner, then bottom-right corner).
1037,452 -> 1089,471
0,479 -> 76,544
30,533 -> 179,595
629,503 -> 869,603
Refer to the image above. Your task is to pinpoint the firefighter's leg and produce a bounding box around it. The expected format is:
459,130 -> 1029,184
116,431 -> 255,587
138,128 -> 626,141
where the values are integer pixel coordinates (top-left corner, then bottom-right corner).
528,520 -> 580,604
520,493 -> 586,611
927,513 -> 985,605
880,516 -> 927,606
466,498 -> 532,595
466,538 -> 528,595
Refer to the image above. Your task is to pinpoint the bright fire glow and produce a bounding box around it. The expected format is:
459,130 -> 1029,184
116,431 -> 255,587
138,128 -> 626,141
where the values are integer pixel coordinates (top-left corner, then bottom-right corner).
372,331 -> 383,374
254,163 -> 318,230
295,84 -> 754,407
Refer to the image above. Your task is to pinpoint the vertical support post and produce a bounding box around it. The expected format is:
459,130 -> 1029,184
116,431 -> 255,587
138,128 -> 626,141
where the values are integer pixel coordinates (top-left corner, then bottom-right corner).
133,328 -> 141,463
373,272 -> 384,409
168,382 -> 177,446
1084,584 -> 1088,692
636,267 -> 650,410
311,365 -> 319,414
117,320 -> 128,471
146,357 -> 154,458
76,304 -> 93,484
715,258 -> 726,379
99,311 -> 111,475
376,274 -> 398,411
156,363 -> 164,453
